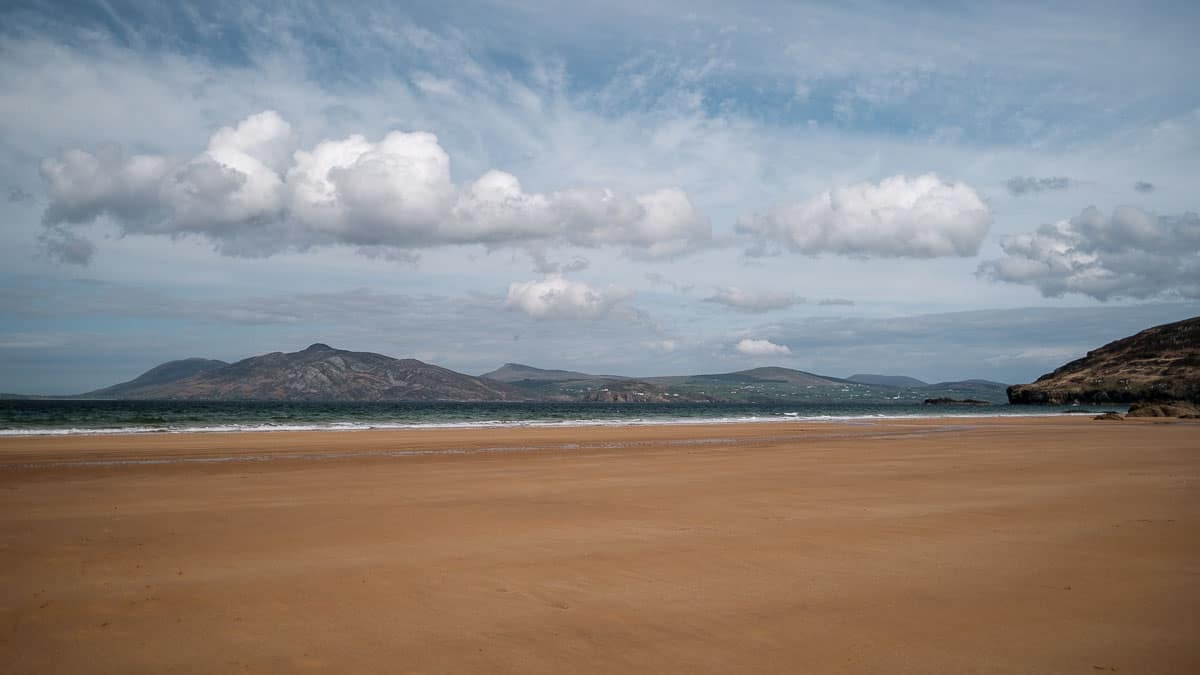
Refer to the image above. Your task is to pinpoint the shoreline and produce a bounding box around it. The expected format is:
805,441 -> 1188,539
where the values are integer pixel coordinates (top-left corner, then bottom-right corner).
0,407 -> 1100,439
0,415 -> 1186,468
0,418 -> 985,469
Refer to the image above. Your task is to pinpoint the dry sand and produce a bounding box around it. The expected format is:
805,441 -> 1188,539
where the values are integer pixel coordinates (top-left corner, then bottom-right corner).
1,417 -> 1198,673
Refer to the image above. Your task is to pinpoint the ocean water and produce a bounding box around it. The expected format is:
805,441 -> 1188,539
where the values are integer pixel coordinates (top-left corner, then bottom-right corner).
0,400 -> 1092,436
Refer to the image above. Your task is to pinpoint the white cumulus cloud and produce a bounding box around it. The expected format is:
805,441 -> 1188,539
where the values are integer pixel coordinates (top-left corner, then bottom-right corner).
978,206 -> 1200,300
37,111 -> 712,263
735,338 -> 791,356
172,111 -> 293,232
41,147 -> 172,227
737,173 -> 991,258
504,275 -> 633,319
287,129 -> 454,246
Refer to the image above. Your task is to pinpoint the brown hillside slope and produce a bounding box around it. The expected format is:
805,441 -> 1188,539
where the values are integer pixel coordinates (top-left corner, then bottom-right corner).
1008,316 -> 1200,404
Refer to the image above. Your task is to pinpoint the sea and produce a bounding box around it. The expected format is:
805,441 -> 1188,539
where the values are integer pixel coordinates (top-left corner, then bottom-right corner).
0,399 -> 1095,436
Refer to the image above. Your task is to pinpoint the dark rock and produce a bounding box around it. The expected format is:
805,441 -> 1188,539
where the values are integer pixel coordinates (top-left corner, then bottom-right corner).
1093,412 -> 1124,421
922,398 -> 992,406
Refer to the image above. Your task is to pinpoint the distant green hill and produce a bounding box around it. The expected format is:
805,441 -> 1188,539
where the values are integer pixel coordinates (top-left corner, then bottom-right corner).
84,358 -> 230,398
494,365 -> 1009,404
847,374 -> 928,388
480,363 -> 627,383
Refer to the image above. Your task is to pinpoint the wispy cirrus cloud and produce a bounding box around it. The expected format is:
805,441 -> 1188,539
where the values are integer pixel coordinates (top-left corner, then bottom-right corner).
705,287 -> 805,313
7,187 -> 34,204
703,287 -> 856,312
644,272 -> 695,294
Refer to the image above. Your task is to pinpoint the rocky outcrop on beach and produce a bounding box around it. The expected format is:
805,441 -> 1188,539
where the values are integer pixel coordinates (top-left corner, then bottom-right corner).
1125,401 -> 1200,418
84,344 -> 532,402
1007,316 -> 1200,406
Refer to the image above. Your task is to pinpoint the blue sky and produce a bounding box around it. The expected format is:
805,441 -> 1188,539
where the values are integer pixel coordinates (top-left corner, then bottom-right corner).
2,0 -> 1198,394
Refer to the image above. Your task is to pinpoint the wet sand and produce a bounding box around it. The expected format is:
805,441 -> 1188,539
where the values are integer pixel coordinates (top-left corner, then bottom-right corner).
2,417 -> 1198,673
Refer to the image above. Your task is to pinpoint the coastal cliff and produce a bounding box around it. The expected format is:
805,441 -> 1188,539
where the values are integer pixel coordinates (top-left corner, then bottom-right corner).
1007,316 -> 1200,405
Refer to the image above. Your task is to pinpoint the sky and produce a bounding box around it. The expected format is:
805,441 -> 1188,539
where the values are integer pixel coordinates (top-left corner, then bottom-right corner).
2,0 -> 1199,394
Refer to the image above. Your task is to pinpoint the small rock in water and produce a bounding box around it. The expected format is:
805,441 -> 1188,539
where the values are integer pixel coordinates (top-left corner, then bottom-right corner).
1093,412 -> 1124,421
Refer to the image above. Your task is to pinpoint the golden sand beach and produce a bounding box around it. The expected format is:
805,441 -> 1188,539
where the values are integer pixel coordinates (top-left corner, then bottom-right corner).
2,417 -> 1198,673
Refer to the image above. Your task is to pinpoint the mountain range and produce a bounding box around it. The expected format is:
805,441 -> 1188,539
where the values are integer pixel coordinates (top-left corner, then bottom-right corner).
9,316 -> 1194,405
36,345 -> 1008,404
83,343 -> 527,402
